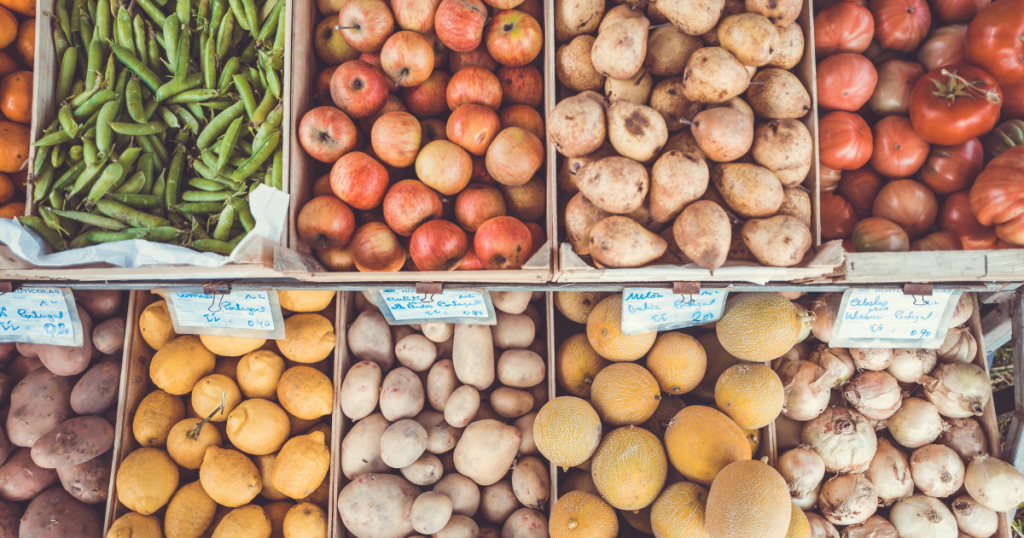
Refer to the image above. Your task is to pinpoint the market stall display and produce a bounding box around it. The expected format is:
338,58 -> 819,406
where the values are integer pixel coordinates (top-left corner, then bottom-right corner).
0,0 -> 33,221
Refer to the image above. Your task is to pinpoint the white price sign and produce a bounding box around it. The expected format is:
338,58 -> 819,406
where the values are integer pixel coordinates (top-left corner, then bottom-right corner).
0,287 -> 82,346
376,289 -> 496,325
163,289 -> 285,339
620,288 -> 728,335
830,289 -> 961,349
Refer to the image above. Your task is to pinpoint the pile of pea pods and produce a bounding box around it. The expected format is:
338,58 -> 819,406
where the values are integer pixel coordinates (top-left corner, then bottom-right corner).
22,0 -> 286,254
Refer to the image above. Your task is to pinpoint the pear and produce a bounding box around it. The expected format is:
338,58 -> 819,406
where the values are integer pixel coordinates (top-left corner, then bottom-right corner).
682,47 -> 750,104
711,163 -> 784,218
589,216 -> 668,268
777,187 -> 811,227
742,215 -> 812,267
690,107 -> 753,162
591,17 -> 649,81
752,119 -> 813,187
747,69 -> 811,119
767,23 -> 805,69
548,92 -> 607,158
654,0 -> 724,36
555,0 -> 605,43
607,100 -> 668,162
745,0 -> 802,27
700,0 -> 744,46
599,3 -> 647,33
575,156 -> 649,214
664,129 -> 706,159
650,150 -> 709,223
650,78 -> 701,131
672,200 -> 730,270
645,26 -> 702,76
565,192 -> 612,255
604,68 -> 653,103
556,36 -> 606,92
717,13 -> 779,67
713,96 -> 755,121
558,141 -> 618,195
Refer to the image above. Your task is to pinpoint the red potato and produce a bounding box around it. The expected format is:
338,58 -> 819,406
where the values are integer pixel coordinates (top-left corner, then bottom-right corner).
14,343 -> 36,358
30,416 -> 115,469
91,317 -> 125,355
413,411 -> 463,455
4,354 -> 42,384
7,368 -> 73,447
36,306 -> 94,376
0,449 -> 58,501
70,361 -> 121,415
73,290 -> 123,319
56,453 -> 111,505
17,486 -> 103,538
0,499 -> 19,538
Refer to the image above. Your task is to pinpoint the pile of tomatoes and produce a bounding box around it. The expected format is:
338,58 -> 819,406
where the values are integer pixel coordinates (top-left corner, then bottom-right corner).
813,0 -> 1024,252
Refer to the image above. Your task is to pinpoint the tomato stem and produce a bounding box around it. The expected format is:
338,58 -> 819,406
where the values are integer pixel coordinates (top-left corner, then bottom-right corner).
935,69 -> 1002,105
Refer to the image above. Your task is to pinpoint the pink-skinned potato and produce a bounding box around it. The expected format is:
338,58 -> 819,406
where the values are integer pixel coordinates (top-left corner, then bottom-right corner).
741,215 -> 812,267
70,361 -> 121,415
56,452 -> 111,505
18,486 -> 103,538
73,290 -> 122,319
31,416 -> 114,469
91,317 -> 125,355
0,448 -> 58,501
673,200 -> 731,271
7,368 -> 73,447
14,343 -> 36,359
36,305 -> 93,376
5,354 -> 42,384
0,499 -> 19,537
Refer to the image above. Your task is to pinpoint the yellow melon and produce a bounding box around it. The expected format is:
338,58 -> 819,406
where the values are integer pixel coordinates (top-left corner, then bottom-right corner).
650,481 -> 710,538
741,427 -> 761,455
591,426 -> 667,511
556,291 -> 610,324
714,364 -> 784,429
586,296 -> 657,362
590,363 -> 661,426
534,396 -> 602,468
549,490 -> 618,538
641,395 -> 686,438
690,333 -> 741,402
562,470 -> 599,496
715,293 -> 805,362
705,459 -> 791,538
646,332 -> 707,395
663,406 -> 751,486
557,334 -> 611,398
785,504 -> 811,538
622,505 -> 653,534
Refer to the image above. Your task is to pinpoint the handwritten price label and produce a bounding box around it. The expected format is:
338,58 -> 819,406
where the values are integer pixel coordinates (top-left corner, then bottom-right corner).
620,288 -> 728,335
378,289 -> 492,323
169,291 -> 278,332
832,289 -> 959,348
0,288 -> 81,346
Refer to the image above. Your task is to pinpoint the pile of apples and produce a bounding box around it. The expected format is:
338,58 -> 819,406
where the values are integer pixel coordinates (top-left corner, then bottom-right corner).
296,0 -> 548,272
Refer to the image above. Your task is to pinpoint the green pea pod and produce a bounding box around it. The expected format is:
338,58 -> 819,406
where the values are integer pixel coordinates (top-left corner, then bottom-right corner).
96,199 -> 171,227
134,0 -> 167,26
52,208 -> 128,229
71,89 -> 116,122
198,0 -> 211,24
33,130 -> 73,147
133,14 -> 148,65
196,100 -> 245,150
192,159 -> 231,182
70,159 -> 108,197
202,148 -> 245,168
113,68 -> 130,120
215,10 -> 234,60
109,193 -> 162,208
258,0 -> 280,34
216,57 -> 240,92
143,97 -> 160,122
240,39 -> 257,63
166,145 -> 186,208
202,34 -> 216,90
51,144 -> 67,168
226,0 -> 249,31
156,106 -> 180,129
94,100 -> 120,158
84,162 -> 124,203
189,177 -> 228,191
176,0 -> 190,27
147,26 -> 163,76
115,170 -> 147,194
231,130 -> 279,181
82,138 -> 99,165
270,146 -> 282,190
135,153 -> 154,192
127,226 -> 182,241
69,84 -> 102,110
182,190 -> 232,202
252,104 -> 282,149
55,27 -> 72,68
250,92 -> 276,126
104,49 -> 119,89
151,169 -> 166,197
241,0 -> 258,38
144,135 -> 170,163
163,14 -> 180,67
56,47 -> 79,103
67,144 -> 84,163
185,102 -> 205,120
111,45 -> 163,92
272,4 -> 285,55
87,0 -> 97,20
68,79 -> 86,100
84,231 -> 137,242
179,201 -> 224,213
175,28 -> 191,81
57,106 -> 79,137
199,149 -> 235,172
229,75 -> 255,120
210,202 -> 234,240
156,72 -> 204,102
125,78 -> 147,122
71,0 -> 84,41
228,199 -> 252,233
34,146 -> 53,176
69,234 -> 96,248
213,117 -> 244,175
80,9 -> 94,49
38,207 -> 69,235
190,237 -> 235,254
58,0 -> 74,43
116,147 -> 141,180
169,104 -> 200,134
33,163 -> 56,203
165,89 -> 220,104
115,7 -> 133,50
151,0 -> 169,8
53,161 -> 87,192
263,62 -> 280,99
18,216 -> 67,251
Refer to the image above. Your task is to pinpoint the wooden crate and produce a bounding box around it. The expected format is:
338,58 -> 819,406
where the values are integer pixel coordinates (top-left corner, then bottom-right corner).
106,290 -> 342,536
841,251 -> 1024,283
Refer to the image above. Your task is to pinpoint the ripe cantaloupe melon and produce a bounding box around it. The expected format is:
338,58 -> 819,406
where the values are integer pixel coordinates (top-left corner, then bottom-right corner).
557,334 -> 611,398
646,332 -> 707,395
785,504 -> 811,538
550,490 -> 618,538
586,296 -> 657,362
591,426 -> 667,511
650,481 -> 709,538
534,397 -> 602,468
556,292 -> 610,324
714,364 -> 784,429
690,333 -> 741,402
663,406 -> 751,486
705,459 -> 792,538
715,293 -> 805,362
741,426 -> 761,455
590,363 -> 661,426
641,395 -> 686,438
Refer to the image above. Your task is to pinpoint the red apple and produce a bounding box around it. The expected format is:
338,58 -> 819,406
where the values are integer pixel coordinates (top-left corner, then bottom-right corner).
450,43 -> 498,72
484,10 -> 542,67
358,52 -> 400,93
410,219 -> 469,271
415,140 -> 473,195
331,151 -> 390,210
316,243 -> 356,271
524,220 -> 545,261
313,173 -> 333,197
497,65 -> 542,107
350,222 -> 407,271
371,111 -> 422,168
383,179 -> 445,235
331,60 -> 390,119
298,106 -> 359,163
498,174 -> 545,221
337,0 -> 395,52
391,0 -> 441,32
403,70 -> 450,119
434,0 -> 488,52
422,31 -> 450,70
447,67 -> 502,111
470,156 -> 497,184
485,127 -> 544,186
474,215 -> 532,270
457,242 -> 485,270
380,31 -> 435,87
455,184 -> 507,231
482,0 -> 523,10
358,94 -> 408,133
315,66 -> 337,102
421,118 -> 448,144
297,195 -> 357,250
446,104 -> 501,156
498,104 -> 544,140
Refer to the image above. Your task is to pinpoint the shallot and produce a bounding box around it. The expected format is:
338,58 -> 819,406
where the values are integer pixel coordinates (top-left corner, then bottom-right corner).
938,327 -> 978,364
840,515 -> 899,538
778,360 -> 832,421
865,438 -> 913,506
890,495 -> 957,538
843,371 -> 903,420
887,348 -> 937,383
811,293 -> 842,344
851,348 -> 894,371
886,397 -> 946,448
807,512 -> 840,538
810,346 -> 856,386
938,418 -> 988,461
778,445 -> 825,509
819,473 -> 877,526
949,294 -> 974,328
910,444 -> 965,498
922,362 -> 992,418
951,495 -> 998,538
802,406 -> 877,474
964,453 -> 1024,512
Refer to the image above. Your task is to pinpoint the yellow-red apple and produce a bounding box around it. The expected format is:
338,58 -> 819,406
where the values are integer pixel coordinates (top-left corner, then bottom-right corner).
380,31 -> 435,87
383,179 -> 445,235
421,118 -> 448,144
315,17 -> 361,65
447,67 -> 503,111
455,184 -> 507,231
358,52 -> 400,93
498,174 -> 545,221
415,140 -> 473,195
331,60 -> 390,119
446,103 -> 501,156
485,127 -> 544,186
474,216 -> 533,269
434,0 -> 488,52
316,243 -> 356,271
497,64 -> 542,107
351,222 -> 407,271
331,151 -> 390,209
403,70 -> 450,119
450,42 -> 498,72
298,106 -> 359,163
371,111 -> 422,167
484,10 -> 542,67
391,0 -> 441,32
337,0 -> 395,52
498,104 -> 544,140
297,195 -> 356,250
410,219 -> 469,270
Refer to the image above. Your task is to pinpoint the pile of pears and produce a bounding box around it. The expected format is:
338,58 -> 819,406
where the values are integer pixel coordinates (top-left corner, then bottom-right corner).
552,0 -> 817,271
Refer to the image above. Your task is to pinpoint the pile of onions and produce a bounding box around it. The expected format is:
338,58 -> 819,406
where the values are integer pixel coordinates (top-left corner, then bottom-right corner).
887,349 -> 937,383
964,453 -> 1024,512
778,360 -> 833,421
949,294 -> 974,328
951,495 -> 998,538
938,417 -> 988,461
909,444 -> 965,498
807,512 -> 839,538
795,303 -> 814,342
937,327 -> 978,364
922,362 -> 992,418
850,348 -> 894,371
811,293 -> 842,344
778,445 -> 825,509
776,414 -> 804,451
890,495 -> 957,538
802,406 -> 877,474
865,439 -> 913,507
772,341 -> 810,370
842,371 -> 904,420
886,398 -> 946,448
810,346 -> 856,387
840,515 -> 898,538
819,473 -> 877,526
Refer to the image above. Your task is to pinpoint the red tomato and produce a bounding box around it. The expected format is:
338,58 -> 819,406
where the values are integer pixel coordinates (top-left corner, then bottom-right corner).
917,24 -> 968,72
995,212 -> 1024,245
820,192 -> 859,240
870,116 -> 930,178
869,0 -> 931,52
816,53 -> 878,112
938,190 -> 999,248
852,217 -> 911,251
909,65 -> 1002,146
838,166 -> 885,216
819,111 -> 874,170
868,60 -> 925,116
911,231 -> 963,250
970,145 -> 1024,226
820,164 -> 843,192
814,3 -> 876,59
872,179 -> 939,238
919,138 -> 984,195
1002,83 -> 1024,120
931,0 -> 990,23
964,0 -> 1024,85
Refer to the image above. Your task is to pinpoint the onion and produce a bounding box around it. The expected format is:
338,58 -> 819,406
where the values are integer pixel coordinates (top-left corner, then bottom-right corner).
776,414 -> 805,451
772,341 -> 811,370
890,495 -> 958,538
851,348 -> 894,371
802,406 -> 877,474
866,438 -> 914,506
811,293 -> 842,343
938,418 -> 988,461
819,473 -> 877,526
843,371 -> 904,420
808,512 -> 841,538
795,303 -> 814,343
922,363 -> 992,418
794,486 -> 819,510
938,327 -> 978,364
949,294 -> 974,328
779,445 -> 825,502
778,360 -> 833,421
810,346 -> 856,387
910,444 -> 965,498
951,495 -> 998,538
841,515 -> 899,538
964,453 -> 1024,512
887,348 -> 937,383
886,397 -> 946,448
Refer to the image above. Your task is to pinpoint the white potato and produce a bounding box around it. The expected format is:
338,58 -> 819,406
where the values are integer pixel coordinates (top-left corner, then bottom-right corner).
481,481 -> 521,524
412,491 -> 453,535
435,515 -> 479,538
427,360 -> 459,412
380,367 -> 425,421
445,386 -> 481,428
454,420 -> 522,486
348,311 -> 395,371
452,325 -> 495,390
414,411 -> 463,454
341,413 -> 392,480
422,323 -> 454,343
338,473 -> 418,538
511,457 -> 549,510
492,312 -> 535,350
489,292 -> 532,315
396,335 -> 438,372
490,388 -> 535,419
433,474 -> 481,517
502,509 -> 548,538
513,413 -> 538,456
496,350 -> 546,388
381,419 -> 428,469
402,453 -> 445,486
341,360 -> 382,420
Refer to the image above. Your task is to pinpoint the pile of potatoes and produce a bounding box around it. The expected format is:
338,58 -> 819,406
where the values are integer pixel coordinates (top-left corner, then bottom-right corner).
106,290 -> 338,538
0,290 -> 126,538
339,291 -> 550,538
552,0 -> 816,271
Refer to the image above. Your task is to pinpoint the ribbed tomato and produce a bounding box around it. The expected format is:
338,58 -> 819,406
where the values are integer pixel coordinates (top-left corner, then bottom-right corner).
919,138 -> 984,195
938,191 -> 999,249
816,53 -> 878,112
820,164 -> 843,192
838,167 -> 884,216
814,3 -> 876,58
819,111 -> 873,170
868,60 -> 926,116
970,145 -> 1024,226
909,65 -> 1002,146
931,0 -> 991,23
820,192 -> 859,240
911,231 -> 963,250
964,0 -> 1024,85
982,119 -> 1024,159
869,0 -> 932,52
870,116 -> 930,178
917,24 -> 968,72
852,217 -> 911,251
995,212 -> 1024,245
872,179 -> 938,239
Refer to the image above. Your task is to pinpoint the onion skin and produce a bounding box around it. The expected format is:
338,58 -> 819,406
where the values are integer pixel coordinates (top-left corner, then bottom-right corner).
949,293 -> 974,328
779,445 -> 826,501
938,417 -> 988,461
890,495 -> 958,538
778,360 -> 833,421
866,438 -> 914,506
964,453 -> 1024,512
922,362 -> 992,418
887,348 -> 937,383
793,485 -> 820,510
886,397 -> 946,448
938,327 -> 978,364
910,444 -> 966,498
811,293 -> 843,344
802,406 -> 878,474
819,473 -> 877,526
840,515 -> 899,538
810,346 -> 856,387
850,348 -> 894,371
808,512 -> 841,538
951,495 -> 998,538
843,371 -> 904,420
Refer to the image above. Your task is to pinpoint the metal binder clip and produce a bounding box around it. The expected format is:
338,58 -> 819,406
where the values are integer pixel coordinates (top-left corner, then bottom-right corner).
202,282 -> 231,312
0,282 -> 12,297
673,282 -> 700,304
904,283 -> 933,306
416,282 -> 443,304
